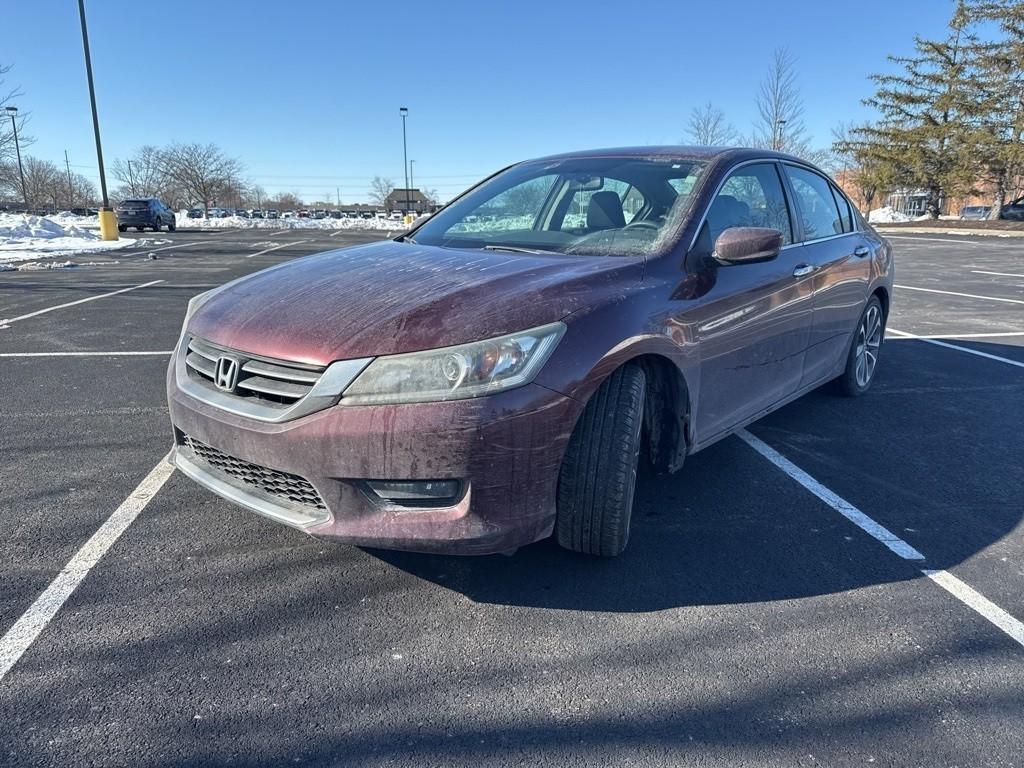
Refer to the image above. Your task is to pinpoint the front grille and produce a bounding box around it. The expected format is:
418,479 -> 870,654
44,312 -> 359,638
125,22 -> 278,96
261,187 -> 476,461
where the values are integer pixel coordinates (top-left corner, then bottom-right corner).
182,434 -> 327,511
185,337 -> 325,408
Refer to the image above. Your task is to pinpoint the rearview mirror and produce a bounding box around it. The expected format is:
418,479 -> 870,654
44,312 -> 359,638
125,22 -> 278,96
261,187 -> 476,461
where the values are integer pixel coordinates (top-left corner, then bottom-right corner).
567,174 -> 604,191
713,227 -> 783,265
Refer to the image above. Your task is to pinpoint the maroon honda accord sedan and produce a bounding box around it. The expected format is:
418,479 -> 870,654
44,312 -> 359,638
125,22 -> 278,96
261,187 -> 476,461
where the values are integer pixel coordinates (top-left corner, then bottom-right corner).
167,146 -> 892,557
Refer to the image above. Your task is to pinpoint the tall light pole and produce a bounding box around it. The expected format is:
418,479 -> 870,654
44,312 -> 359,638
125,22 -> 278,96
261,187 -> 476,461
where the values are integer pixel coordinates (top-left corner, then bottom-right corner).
77,0 -> 117,240
399,107 -> 410,215
5,106 -> 27,209
409,159 -> 415,212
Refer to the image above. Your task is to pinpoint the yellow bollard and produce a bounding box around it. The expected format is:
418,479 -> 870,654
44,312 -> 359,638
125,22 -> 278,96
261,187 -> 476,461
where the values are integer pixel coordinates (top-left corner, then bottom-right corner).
403,214 -> 415,226
98,207 -> 119,241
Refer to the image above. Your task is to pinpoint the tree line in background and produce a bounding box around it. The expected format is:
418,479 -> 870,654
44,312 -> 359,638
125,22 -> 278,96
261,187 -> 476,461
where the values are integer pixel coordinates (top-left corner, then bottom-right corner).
834,0 -> 1023,218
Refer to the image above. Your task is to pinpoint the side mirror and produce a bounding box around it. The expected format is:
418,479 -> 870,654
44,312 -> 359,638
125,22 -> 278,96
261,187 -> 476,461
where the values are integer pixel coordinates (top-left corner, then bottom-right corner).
713,227 -> 784,265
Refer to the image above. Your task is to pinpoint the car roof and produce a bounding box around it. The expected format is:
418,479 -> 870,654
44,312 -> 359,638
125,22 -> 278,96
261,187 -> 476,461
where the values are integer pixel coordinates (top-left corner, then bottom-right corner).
527,145 -> 807,166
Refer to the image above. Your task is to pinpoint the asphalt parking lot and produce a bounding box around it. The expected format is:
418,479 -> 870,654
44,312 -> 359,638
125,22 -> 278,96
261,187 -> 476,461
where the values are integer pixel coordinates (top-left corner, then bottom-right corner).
0,228 -> 1022,767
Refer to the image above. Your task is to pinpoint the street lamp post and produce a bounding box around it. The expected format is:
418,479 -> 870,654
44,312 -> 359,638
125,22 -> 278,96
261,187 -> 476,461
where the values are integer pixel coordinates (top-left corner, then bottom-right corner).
77,0 -> 117,240
399,107 -> 410,215
409,159 -> 415,212
5,106 -> 28,209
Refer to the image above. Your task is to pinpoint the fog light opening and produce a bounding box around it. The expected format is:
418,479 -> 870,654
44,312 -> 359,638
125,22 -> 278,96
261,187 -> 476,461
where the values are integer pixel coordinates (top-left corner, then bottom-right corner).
365,479 -> 462,506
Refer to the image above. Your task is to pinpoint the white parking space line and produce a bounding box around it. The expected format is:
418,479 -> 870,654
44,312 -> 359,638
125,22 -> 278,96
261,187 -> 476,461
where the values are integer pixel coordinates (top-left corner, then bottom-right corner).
132,242 -> 200,254
0,458 -> 175,684
888,328 -> 1024,369
0,280 -> 164,326
246,240 -> 310,258
924,570 -> 1024,647
888,331 -> 1024,339
738,430 -> 1024,649
971,269 -> 1024,279
883,235 -> 987,245
0,351 -> 172,358
895,284 -> 1024,305
266,229 -> 291,237
737,430 -> 926,560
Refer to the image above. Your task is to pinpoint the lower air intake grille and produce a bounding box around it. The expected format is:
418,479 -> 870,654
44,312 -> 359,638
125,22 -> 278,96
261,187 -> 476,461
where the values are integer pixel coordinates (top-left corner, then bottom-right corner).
182,434 -> 327,511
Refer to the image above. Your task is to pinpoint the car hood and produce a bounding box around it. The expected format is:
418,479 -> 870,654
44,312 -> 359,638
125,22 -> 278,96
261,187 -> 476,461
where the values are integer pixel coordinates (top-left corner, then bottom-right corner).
188,240 -> 642,365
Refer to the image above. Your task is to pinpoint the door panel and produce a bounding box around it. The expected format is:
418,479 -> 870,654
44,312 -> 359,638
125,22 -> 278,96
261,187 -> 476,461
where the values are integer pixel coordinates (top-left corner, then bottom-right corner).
683,162 -> 812,443
781,166 -> 873,386
690,248 -> 814,442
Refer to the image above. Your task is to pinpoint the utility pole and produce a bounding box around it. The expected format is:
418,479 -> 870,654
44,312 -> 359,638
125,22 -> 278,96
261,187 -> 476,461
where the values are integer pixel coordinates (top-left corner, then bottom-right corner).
65,150 -> 74,208
77,0 -> 117,239
409,160 -> 415,212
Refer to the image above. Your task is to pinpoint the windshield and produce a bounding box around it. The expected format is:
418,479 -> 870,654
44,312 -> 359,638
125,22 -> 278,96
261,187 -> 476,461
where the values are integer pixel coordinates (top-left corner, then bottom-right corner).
410,157 -> 707,257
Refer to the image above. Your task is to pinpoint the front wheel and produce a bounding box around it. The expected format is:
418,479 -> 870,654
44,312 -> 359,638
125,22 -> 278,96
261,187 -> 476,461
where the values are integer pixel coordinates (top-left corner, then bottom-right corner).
835,296 -> 884,397
555,364 -> 646,557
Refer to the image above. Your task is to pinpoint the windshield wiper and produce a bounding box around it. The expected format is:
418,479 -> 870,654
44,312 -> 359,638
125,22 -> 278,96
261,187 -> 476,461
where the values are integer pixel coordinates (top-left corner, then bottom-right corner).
481,244 -> 546,255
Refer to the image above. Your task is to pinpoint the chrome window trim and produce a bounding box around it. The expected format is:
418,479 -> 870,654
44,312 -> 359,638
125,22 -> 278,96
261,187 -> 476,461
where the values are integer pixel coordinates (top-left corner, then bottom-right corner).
170,446 -> 329,529
175,334 -> 373,423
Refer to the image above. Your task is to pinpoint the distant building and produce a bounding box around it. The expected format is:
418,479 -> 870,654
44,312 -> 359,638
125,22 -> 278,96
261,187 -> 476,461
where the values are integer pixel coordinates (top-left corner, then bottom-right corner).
385,188 -> 435,214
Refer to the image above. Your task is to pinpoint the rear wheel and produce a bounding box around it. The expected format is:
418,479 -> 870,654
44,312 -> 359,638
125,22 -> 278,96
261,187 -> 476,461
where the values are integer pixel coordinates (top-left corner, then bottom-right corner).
117,225 -> 126,233
556,364 -> 646,557
168,217 -> 176,232
835,295 -> 884,397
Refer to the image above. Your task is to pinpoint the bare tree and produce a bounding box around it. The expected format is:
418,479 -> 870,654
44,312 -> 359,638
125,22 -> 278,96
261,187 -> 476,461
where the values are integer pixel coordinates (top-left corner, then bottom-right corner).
19,156 -> 61,209
161,142 -> 243,214
685,102 -> 738,146
0,63 -> 33,165
752,48 -> 811,154
368,176 -> 394,207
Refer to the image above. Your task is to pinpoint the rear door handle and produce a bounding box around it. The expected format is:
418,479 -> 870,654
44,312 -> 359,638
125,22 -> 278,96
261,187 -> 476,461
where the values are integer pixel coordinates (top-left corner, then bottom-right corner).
853,245 -> 870,257
793,264 -> 817,277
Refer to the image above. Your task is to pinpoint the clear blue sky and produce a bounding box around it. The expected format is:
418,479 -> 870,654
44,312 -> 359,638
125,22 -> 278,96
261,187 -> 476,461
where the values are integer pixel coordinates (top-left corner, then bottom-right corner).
6,0 -> 957,203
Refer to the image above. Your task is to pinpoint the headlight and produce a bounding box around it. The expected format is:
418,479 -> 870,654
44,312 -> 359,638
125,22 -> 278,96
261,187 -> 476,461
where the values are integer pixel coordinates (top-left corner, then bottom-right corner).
341,322 -> 565,405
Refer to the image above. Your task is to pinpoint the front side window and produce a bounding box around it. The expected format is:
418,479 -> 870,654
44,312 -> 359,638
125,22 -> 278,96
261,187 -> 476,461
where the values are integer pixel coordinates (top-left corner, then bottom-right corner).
410,157 -> 707,257
785,166 -> 844,240
704,163 -> 793,245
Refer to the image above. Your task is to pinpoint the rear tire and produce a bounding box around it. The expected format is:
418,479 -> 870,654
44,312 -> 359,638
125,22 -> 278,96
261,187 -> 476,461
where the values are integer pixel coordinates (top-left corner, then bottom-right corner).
168,217 -> 176,232
834,295 -> 885,397
556,364 -> 646,557
117,225 -> 126,233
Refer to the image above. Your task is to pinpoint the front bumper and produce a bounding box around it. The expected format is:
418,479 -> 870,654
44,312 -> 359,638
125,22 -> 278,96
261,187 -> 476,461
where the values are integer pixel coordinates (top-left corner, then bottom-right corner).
167,365 -> 579,555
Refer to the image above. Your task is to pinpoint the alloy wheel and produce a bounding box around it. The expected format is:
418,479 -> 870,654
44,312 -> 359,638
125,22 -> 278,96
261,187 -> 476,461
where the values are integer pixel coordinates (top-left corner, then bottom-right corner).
854,304 -> 882,388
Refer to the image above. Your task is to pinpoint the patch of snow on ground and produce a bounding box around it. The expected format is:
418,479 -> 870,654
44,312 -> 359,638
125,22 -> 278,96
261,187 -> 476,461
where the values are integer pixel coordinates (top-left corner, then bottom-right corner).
176,213 -> 414,231
0,213 -> 135,264
868,206 -> 915,224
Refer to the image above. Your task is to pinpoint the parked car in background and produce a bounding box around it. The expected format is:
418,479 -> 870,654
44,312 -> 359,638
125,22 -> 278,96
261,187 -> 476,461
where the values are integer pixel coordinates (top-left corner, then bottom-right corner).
960,205 -> 992,220
187,208 -> 204,219
330,210 -> 344,219
167,146 -> 892,558
1000,196 -> 1024,221
298,210 -> 310,218
250,209 -> 264,219
236,209 -> 250,219
388,211 -> 404,221
116,198 -> 177,232
267,209 -> 280,219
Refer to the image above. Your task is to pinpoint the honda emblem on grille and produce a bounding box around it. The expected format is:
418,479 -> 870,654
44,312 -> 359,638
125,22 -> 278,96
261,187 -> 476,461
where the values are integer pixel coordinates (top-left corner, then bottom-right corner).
214,356 -> 240,392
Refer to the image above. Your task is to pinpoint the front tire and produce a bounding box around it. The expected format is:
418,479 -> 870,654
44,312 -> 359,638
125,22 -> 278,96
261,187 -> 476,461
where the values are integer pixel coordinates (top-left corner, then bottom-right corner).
835,295 -> 884,397
556,364 -> 646,557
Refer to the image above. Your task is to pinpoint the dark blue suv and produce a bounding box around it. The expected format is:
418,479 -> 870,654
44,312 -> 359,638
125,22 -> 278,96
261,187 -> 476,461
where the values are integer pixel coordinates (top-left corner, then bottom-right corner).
116,198 -> 177,232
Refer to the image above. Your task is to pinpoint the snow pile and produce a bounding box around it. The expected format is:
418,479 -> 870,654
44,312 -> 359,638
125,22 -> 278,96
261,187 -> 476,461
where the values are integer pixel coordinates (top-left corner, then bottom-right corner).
0,213 -> 134,264
868,206 -> 914,224
176,213 -> 416,231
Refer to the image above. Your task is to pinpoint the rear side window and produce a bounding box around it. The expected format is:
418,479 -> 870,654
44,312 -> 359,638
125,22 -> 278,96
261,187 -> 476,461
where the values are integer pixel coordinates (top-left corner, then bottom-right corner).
830,184 -> 853,233
705,163 -> 793,245
784,166 -> 843,240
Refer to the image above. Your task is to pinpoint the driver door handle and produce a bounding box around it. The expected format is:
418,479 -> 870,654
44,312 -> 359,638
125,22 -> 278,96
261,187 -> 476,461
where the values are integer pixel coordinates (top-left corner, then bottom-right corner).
793,264 -> 817,277
853,245 -> 870,257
